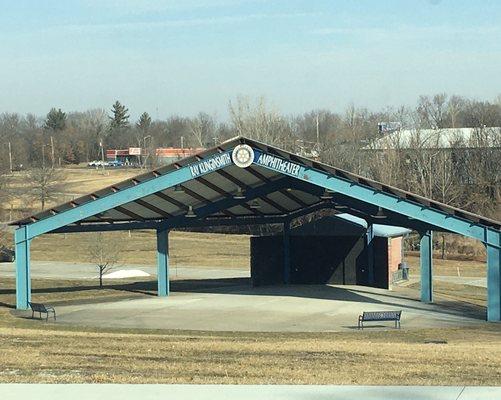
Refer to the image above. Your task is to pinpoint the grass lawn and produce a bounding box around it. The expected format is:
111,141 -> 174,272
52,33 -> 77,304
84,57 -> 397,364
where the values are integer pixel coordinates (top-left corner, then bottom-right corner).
406,254 -> 486,277
30,230 -> 250,269
0,272 -> 500,384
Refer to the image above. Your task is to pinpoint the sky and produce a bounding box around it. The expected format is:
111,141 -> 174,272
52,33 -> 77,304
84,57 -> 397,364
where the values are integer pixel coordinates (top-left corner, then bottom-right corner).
1,0 -> 501,120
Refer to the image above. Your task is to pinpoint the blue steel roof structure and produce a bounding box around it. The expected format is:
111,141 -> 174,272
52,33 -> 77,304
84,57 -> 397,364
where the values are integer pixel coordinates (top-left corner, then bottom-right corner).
11,136 -> 500,232
8,136 -> 501,321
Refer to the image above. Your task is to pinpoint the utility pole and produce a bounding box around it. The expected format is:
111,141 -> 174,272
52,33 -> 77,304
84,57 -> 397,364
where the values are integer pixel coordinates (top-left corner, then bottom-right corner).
316,113 -> 320,145
8,142 -> 12,173
100,141 -> 106,173
50,136 -> 55,168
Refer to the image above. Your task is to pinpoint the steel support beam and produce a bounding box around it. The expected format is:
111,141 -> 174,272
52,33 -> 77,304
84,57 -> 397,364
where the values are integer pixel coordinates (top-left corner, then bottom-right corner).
366,224 -> 375,286
420,230 -> 433,303
15,226 -> 31,310
157,228 -> 169,297
487,229 -> 501,322
252,150 -> 498,247
19,150 -> 233,240
283,220 -> 291,284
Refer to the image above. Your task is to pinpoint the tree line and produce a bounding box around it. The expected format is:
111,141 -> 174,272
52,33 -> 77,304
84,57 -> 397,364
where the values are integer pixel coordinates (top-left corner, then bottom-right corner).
0,94 -> 500,221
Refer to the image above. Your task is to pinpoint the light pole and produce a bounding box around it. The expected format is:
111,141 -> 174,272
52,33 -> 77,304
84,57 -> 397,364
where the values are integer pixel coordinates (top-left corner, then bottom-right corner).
100,141 -> 106,173
142,135 -> 152,169
8,142 -> 12,173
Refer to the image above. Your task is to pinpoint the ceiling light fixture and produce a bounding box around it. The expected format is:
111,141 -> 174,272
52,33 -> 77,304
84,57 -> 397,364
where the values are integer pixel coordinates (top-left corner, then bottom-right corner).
233,187 -> 246,200
249,200 -> 261,209
320,189 -> 334,200
371,207 -> 387,219
185,205 -> 196,218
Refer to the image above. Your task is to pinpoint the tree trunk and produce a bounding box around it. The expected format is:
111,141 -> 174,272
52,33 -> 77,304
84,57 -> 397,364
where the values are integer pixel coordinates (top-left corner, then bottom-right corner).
441,234 -> 446,260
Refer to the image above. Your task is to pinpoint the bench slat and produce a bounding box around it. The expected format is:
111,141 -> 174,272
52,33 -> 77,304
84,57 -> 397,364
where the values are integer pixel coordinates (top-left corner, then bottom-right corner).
361,311 -> 401,321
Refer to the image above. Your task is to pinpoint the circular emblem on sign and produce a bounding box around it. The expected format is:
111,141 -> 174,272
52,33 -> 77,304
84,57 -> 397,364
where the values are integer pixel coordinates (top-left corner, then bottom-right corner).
232,144 -> 254,168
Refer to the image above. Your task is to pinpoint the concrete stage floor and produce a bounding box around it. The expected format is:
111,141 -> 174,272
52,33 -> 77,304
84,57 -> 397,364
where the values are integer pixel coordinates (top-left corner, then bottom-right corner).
43,282 -> 485,332
4,261 -> 486,332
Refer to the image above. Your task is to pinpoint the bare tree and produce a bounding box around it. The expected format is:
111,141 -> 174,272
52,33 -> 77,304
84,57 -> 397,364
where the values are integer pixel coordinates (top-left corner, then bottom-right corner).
87,232 -> 122,288
447,95 -> 464,128
190,112 -> 215,147
417,94 -> 448,129
27,166 -> 65,210
228,96 -> 293,148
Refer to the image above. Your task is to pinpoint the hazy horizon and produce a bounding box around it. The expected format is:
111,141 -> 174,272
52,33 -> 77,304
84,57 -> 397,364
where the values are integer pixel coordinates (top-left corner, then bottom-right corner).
1,0 -> 501,119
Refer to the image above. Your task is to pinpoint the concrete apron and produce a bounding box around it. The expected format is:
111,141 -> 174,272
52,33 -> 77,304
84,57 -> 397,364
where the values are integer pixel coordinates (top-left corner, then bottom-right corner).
37,284 -> 486,332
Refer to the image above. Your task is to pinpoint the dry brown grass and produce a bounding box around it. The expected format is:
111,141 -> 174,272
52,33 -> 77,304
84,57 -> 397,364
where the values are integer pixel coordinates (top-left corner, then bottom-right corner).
0,274 -> 500,384
406,254 -> 485,277
4,166 -> 141,217
0,322 -> 500,384
30,230 -> 250,268
407,280 -> 487,307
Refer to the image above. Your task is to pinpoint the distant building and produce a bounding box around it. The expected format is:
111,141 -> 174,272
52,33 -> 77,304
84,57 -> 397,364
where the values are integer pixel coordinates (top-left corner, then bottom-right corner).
106,147 -> 205,165
155,147 -> 205,164
368,126 -> 501,150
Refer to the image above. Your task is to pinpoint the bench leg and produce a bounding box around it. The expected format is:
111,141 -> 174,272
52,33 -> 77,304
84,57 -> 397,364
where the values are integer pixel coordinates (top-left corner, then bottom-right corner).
31,310 -> 34,319
53,310 -> 56,321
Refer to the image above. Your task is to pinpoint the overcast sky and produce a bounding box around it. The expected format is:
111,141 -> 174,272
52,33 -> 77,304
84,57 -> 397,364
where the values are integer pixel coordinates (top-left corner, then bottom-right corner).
1,0 -> 501,119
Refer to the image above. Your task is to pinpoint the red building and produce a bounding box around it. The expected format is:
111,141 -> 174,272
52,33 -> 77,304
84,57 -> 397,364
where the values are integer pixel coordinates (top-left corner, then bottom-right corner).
106,147 -> 205,165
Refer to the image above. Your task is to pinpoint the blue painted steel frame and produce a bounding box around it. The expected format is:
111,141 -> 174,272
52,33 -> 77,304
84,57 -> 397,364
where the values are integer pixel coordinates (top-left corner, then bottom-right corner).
12,144 -> 501,321
366,224 -> 375,286
15,226 -> 31,310
487,229 -> 501,321
283,220 -> 291,284
252,149 -> 498,247
420,231 -> 433,303
20,150 -> 234,240
157,228 -> 169,297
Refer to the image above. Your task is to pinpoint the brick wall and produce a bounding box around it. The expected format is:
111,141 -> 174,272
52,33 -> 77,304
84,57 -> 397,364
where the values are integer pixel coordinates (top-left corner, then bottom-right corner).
388,237 -> 403,287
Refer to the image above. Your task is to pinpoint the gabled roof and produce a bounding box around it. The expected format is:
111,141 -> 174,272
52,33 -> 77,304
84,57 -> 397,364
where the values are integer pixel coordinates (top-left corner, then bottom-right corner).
11,136 -> 500,234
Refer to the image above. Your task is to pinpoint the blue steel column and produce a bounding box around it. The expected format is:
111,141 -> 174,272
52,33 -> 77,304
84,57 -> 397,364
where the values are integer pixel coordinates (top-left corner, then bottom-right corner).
420,230 -> 433,303
15,226 -> 31,310
366,224 -> 375,286
283,220 -> 291,284
486,229 -> 500,322
156,228 -> 169,297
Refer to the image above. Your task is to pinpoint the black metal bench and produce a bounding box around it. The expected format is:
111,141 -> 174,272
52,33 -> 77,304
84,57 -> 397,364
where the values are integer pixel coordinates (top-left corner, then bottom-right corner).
28,302 -> 56,321
358,310 -> 401,329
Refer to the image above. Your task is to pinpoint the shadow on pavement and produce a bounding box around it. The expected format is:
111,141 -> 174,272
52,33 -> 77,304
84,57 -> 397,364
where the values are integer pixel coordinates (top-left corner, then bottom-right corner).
1,276 -> 486,321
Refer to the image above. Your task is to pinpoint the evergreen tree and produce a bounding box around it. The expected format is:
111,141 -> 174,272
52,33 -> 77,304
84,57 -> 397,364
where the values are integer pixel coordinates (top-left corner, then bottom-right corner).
109,101 -> 130,129
136,112 -> 152,133
44,108 -> 66,131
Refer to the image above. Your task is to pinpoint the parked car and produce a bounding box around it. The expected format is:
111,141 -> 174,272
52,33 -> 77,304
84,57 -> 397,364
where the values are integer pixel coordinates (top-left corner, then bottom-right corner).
88,160 -> 110,167
108,160 -> 124,167
0,246 -> 15,262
